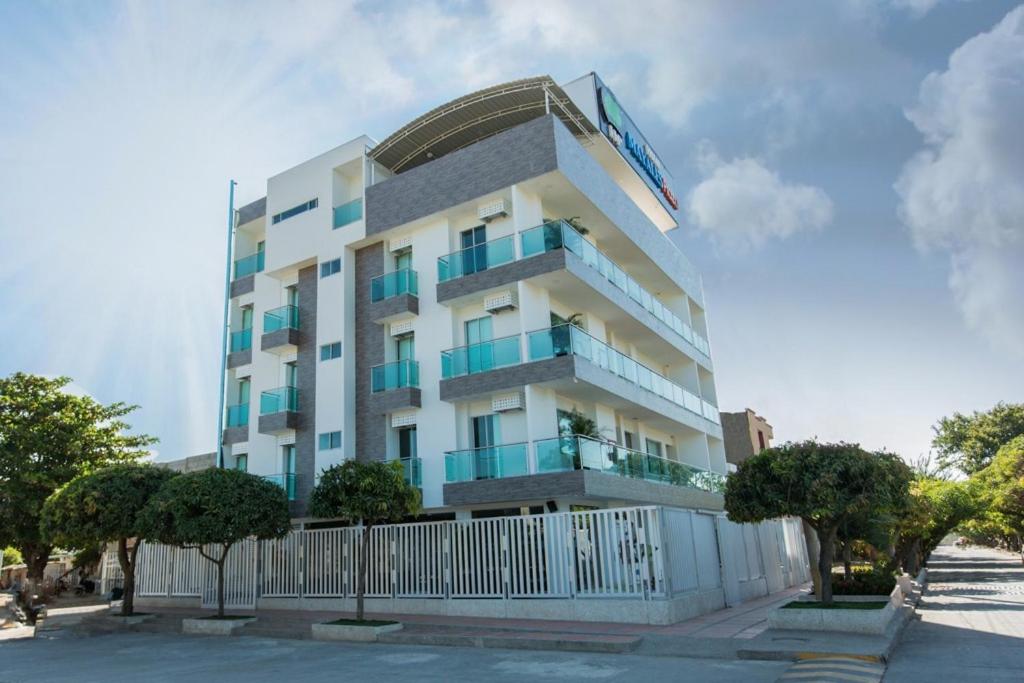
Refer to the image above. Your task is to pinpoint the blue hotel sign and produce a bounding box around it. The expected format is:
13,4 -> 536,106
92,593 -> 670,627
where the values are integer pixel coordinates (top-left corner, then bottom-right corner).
596,80 -> 679,212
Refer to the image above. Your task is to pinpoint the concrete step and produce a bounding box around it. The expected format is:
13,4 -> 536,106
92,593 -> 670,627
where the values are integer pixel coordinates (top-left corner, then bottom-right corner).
378,628 -> 642,654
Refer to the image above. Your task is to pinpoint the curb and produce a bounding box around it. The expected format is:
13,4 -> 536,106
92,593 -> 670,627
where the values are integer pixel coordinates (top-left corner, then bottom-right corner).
377,631 -> 642,654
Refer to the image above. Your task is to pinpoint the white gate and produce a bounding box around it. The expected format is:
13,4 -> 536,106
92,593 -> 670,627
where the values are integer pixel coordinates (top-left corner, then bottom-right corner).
201,539 -> 258,609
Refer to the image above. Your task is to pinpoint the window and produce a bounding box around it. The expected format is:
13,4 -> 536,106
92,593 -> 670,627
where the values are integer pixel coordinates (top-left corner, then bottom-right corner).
757,430 -> 766,451
623,431 -> 634,449
320,342 -> 342,361
398,426 -> 417,459
285,361 -> 298,387
320,258 -> 341,278
272,198 -> 318,225
645,438 -> 663,458
234,454 -> 248,472
319,431 -> 342,450
237,378 -> 250,405
394,248 -> 412,271
240,306 -> 253,330
460,225 -> 487,274
396,335 -> 414,362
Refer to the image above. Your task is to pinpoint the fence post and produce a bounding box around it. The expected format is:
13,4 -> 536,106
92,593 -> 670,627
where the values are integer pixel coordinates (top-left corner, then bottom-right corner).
655,507 -> 673,597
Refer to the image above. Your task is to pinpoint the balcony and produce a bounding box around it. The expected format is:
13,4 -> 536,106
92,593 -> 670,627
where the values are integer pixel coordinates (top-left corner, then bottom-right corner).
441,335 -> 521,379
258,386 -> 299,434
437,235 -> 515,282
369,268 -> 419,322
443,434 -> 726,509
231,250 -> 264,297
333,197 -> 363,229
226,403 -> 249,427
261,305 -> 300,352
527,324 -> 720,426
400,457 -> 422,489
444,443 -> 529,482
434,219 -> 712,364
227,328 -> 253,368
371,360 -> 419,392
264,473 -> 297,501
234,251 -> 265,279
368,360 -> 421,413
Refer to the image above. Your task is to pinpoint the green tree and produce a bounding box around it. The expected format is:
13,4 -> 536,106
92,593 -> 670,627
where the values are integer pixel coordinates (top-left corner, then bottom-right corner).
895,477 -> 978,573
725,441 -> 911,603
41,464 -> 176,615
309,460 -> 421,621
933,402 -> 1024,474
970,437 -> 1024,558
0,373 -> 155,616
3,546 -> 22,567
140,468 -> 290,617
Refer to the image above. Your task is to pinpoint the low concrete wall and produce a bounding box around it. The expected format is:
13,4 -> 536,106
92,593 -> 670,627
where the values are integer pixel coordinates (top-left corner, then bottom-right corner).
140,589 -> 727,626
769,585 -> 903,635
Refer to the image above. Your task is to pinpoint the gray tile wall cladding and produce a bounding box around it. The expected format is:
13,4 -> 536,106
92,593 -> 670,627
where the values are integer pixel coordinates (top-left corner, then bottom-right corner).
258,411 -> 299,434
227,348 -> 252,369
293,265 -> 318,511
368,387 -> 421,414
443,469 -> 724,510
260,327 -> 300,352
439,355 -> 576,403
365,115 -> 559,236
355,243 -> 386,462
222,426 -> 249,446
368,292 -> 418,322
236,197 -> 267,225
366,114 -> 703,306
230,274 -> 255,298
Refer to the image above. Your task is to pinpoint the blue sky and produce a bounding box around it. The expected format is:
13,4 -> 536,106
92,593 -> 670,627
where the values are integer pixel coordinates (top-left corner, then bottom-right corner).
0,0 -> 1021,463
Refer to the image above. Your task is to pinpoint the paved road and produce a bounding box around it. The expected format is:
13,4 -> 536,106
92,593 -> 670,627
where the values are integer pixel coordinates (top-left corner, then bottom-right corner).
885,544 -> 1024,681
0,631 -> 788,683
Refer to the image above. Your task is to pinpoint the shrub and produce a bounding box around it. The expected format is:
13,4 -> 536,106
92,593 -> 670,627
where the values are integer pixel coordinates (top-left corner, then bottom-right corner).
830,565 -> 897,596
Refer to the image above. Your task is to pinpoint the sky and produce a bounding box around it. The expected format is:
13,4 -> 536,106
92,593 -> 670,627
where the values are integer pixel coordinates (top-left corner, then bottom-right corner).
0,0 -> 1021,463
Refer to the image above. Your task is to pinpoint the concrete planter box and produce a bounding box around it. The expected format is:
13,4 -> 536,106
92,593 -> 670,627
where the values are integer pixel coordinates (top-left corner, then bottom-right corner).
768,585 -> 903,635
182,616 -> 255,635
312,621 -> 403,642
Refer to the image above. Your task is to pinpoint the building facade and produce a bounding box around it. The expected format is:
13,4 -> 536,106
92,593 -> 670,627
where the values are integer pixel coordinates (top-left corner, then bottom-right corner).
220,74 -> 726,519
722,408 -> 774,466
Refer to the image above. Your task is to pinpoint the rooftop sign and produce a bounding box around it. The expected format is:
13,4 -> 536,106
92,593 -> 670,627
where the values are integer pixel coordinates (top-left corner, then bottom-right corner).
595,79 -> 678,212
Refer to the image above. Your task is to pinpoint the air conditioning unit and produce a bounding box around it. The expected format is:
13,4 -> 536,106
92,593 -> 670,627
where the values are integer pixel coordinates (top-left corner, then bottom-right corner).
492,392 -> 524,413
483,290 -> 517,313
389,235 -> 413,252
389,319 -> 414,337
477,199 -> 509,222
391,411 -> 417,428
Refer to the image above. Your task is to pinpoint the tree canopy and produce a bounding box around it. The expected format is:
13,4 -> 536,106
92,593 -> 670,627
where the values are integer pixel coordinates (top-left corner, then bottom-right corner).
0,372 -> 155,593
309,459 -> 420,620
3,546 -> 21,567
40,463 -> 177,615
725,440 -> 911,602
966,436 -> 1024,549
933,402 -> 1024,475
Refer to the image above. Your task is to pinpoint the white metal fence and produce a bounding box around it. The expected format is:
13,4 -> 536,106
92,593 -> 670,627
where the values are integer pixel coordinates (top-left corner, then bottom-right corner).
126,506 -> 809,609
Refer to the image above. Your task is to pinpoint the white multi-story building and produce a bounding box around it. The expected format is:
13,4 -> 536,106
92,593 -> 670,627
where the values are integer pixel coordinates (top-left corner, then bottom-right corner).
220,74 -> 726,520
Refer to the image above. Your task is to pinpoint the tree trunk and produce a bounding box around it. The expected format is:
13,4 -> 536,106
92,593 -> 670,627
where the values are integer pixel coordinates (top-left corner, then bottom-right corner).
217,545 -> 229,619
117,538 -> 136,617
801,520 -> 822,600
817,526 -> 837,605
358,524 -> 372,622
20,544 -> 51,623
842,542 -> 853,581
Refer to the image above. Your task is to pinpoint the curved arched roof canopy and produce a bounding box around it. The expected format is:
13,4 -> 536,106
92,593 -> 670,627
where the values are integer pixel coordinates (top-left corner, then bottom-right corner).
370,76 -> 597,174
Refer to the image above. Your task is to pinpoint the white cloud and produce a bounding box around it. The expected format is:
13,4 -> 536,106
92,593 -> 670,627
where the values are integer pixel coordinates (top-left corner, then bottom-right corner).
686,143 -> 834,249
895,6 -> 1024,355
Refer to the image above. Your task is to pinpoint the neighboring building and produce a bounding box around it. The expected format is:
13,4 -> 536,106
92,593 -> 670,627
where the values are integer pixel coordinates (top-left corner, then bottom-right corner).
157,452 -> 216,473
721,409 -> 773,466
220,73 -> 726,519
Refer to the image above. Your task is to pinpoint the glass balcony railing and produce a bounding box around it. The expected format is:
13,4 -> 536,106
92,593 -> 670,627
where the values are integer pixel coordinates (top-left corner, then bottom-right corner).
519,219 -> 711,358
445,443 -> 529,483
400,457 -> 422,489
437,235 -> 515,282
333,197 -> 363,229
371,360 -> 419,392
260,386 -> 298,415
233,251 -> 265,279
527,324 -> 720,425
225,403 -> 248,427
264,305 -> 299,333
229,328 -> 252,353
371,268 -> 418,302
441,334 -> 521,379
264,473 -> 296,501
533,434 -> 726,493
